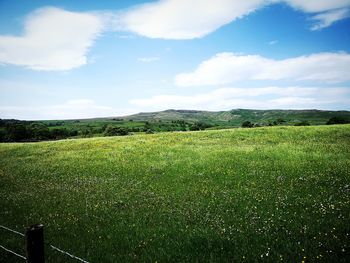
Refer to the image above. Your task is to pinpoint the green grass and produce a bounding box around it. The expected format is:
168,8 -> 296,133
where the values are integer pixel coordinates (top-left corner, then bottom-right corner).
0,125 -> 349,262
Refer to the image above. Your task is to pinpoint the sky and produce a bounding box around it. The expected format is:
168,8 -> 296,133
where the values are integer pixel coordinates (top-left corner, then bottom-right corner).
0,0 -> 350,120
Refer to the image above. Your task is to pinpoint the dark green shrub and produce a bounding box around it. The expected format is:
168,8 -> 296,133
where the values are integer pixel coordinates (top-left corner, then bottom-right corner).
0,129 -> 6,142
104,125 -> 129,136
29,123 -> 50,140
50,128 -> 70,139
5,123 -> 29,141
189,122 -> 212,131
242,121 -> 253,128
326,117 -> 349,125
294,121 -> 310,126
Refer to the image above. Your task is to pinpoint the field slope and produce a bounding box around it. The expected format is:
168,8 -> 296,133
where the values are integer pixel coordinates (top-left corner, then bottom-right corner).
0,125 -> 350,262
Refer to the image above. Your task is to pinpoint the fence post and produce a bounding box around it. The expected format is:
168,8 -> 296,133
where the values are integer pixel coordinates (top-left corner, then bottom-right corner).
26,224 -> 45,263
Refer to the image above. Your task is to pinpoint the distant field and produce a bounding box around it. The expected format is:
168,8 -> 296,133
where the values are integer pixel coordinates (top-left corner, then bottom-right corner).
0,125 -> 349,262
2,109 -> 350,142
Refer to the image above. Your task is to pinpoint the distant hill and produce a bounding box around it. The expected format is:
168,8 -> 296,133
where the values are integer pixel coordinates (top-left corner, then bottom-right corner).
2,109 -> 350,142
120,109 -> 350,126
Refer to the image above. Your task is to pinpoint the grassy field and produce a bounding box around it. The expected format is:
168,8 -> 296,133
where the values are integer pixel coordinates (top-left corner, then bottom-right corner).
0,125 -> 349,262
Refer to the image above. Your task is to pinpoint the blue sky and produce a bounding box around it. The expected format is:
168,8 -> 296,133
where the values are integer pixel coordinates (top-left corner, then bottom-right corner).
0,0 -> 350,120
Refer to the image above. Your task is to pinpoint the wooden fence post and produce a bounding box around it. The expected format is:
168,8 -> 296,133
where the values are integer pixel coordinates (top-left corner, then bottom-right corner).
26,224 -> 45,263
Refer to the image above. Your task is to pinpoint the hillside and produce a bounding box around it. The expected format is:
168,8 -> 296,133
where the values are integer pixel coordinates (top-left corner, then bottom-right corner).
123,109 -> 350,126
1,125 -> 349,262
1,109 -> 350,142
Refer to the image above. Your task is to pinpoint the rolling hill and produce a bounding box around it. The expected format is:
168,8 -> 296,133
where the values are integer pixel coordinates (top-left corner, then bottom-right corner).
122,109 -> 350,126
1,109 -> 350,142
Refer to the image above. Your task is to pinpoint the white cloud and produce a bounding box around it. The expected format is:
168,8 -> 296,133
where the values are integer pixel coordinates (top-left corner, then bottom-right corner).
116,34 -> 135,39
175,52 -> 350,86
283,0 -> 350,13
119,0 -> 350,39
1,1 -> 349,71
268,40 -> 278,45
0,99 -> 135,120
310,8 -> 350,30
120,0 -> 266,39
138,57 -> 160,63
130,87 -> 350,111
0,7 -> 103,71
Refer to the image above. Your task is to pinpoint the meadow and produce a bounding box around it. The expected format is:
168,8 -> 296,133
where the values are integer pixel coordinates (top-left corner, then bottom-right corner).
0,125 -> 349,262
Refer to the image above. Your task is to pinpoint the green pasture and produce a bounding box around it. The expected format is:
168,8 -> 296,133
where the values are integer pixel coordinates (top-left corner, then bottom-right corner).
0,125 -> 349,262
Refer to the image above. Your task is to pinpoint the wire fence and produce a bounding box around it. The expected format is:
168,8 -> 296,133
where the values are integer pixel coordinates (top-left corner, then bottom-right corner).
50,245 -> 90,263
0,244 -> 26,260
0,225 -> 25,237
0,224 -> 90,263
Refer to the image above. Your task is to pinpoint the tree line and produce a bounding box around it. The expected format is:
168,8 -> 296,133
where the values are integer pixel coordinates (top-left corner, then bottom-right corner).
1,116 -> 348,142
241,117 -> 349,128
0,119 -> 214,142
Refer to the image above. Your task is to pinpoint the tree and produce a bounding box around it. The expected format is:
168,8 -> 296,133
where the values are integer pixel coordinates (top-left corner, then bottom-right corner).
0,129 -> 6,142
69,129 -> 78,137
104,125 -> 129,136
50,128 -> 70,139
190,122 -> 212,131
29,123 -> 50,140
276,118 -> 286,124
326,117 -> 349,125
81,127 -> 93,138
5,123 -> 29,141
242,121 -> 253,128
143,121 -> 151,131
294,121 -> 310,126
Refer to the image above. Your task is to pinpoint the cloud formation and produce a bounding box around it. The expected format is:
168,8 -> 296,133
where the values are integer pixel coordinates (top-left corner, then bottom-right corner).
0,99 -> 132,120
175,52 -> 350,86
130,87 -> 350,111
0,1 -> 349,71
120,0 -> 350,39
120,0 -> 265,39
0,7 -> 103,71
283,0 -> 350,13
138,57 -> 160,63
310,8 -> 350,30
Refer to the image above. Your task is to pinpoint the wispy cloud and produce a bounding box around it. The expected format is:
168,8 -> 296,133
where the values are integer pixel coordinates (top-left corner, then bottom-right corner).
0,99 -> 135,120
138,57 -> 160,63
116,34 -> 135,39
175,52 -> 350,86
268,40 -> 278,45
119,0 -> 350,39
284,0 -> 350,13
130,87 -> 350,111
310,8 -> 350,30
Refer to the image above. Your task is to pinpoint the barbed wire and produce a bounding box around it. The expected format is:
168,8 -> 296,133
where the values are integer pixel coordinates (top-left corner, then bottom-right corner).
0,224 -> 90,263
50,245 -> 90,263
0,224 -> 25,237
0,245 -> 26,260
